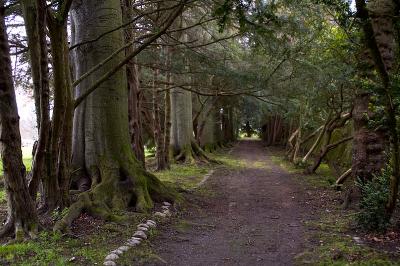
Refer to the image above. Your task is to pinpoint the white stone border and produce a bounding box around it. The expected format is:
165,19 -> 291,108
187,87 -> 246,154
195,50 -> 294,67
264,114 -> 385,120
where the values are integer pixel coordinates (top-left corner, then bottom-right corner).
103,201 -> 173,266
194,169 -> 214,189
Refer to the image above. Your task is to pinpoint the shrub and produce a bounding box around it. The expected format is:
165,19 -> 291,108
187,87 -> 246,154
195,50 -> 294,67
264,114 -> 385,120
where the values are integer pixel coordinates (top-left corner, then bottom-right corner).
356,165 -> 391,232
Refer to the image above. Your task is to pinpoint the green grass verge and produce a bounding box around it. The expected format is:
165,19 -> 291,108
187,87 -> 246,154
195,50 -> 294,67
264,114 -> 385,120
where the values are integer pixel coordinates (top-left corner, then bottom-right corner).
270,155 -> 336,188
297,211 -> 397,265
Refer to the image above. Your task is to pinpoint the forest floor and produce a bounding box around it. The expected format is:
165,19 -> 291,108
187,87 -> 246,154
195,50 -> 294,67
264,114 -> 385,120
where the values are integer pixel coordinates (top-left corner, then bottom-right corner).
0,140 -> 400,265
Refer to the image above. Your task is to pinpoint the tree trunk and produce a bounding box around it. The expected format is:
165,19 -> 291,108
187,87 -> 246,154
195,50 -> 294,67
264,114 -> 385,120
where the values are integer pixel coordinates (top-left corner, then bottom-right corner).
163,48 -> 172,168
21,0 -> 41,128
46,15 -> 73,211
198,99 -> 217,152
355,0 -> 398,215
170,86 -> 195,162
352,94 -> 387,181
58,0 -> 174,232
0,5 -> 38,239
122,0 -> 145,167
22,0 -> 51,200
306,113 -> 352,173
152,67 -> 167,170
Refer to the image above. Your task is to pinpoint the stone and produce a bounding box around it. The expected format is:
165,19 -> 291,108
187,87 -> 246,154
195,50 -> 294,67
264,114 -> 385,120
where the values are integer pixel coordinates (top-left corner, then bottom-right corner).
162,205 -> 169,210
137,223 -> 149,229
112,249 -> 123,255
154,212 -> 166,218
137,226 -> 148,231
163,201 -> 171,206
104,261 -> 117,266
118,246 -> 130,252
163,210 -> 172,217
127,239 -> 141,246
353,236 -> 362,244
133,230 -> 147,239
105,253 -> 119,261
146,220 -> 156,227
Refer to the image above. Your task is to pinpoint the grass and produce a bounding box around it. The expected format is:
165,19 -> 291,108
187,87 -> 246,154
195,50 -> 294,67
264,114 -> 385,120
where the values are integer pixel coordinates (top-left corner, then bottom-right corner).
0,146 -> 33,176
0,212 -> 149,265
297,211 -> 397,266
270,155 -> 336,188
154,163 -> 211,190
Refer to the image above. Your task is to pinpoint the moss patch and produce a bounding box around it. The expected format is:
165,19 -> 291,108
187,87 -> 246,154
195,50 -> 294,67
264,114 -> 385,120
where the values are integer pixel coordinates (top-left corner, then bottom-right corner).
297,210 -> 396,265
154,164 -> 211,190
0,212 -> 148,265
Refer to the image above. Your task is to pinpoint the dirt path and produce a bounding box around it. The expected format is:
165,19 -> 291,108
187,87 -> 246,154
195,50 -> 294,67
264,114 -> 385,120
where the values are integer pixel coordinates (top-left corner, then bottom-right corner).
144,140 -> 312,266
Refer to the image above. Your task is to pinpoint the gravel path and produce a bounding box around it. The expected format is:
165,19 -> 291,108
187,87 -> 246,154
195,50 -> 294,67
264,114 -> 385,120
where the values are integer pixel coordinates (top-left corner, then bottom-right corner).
144,140 -> 312,266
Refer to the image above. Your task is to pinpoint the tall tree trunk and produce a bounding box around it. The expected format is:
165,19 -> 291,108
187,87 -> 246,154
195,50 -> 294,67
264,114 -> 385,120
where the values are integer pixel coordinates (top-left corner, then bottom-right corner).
122,0 -> 145,167
163,49 -> 172,168
57,0 -> 175,232
46,14 -> 73,211
170,86 -> 195,162
352,94 -> 387,181
0,5 -> 38,239
22,0 -> 51,200
198,99 -> 217,152
152,67 -> 167,170
21,0 -> 41,128
355,0 -> 397,214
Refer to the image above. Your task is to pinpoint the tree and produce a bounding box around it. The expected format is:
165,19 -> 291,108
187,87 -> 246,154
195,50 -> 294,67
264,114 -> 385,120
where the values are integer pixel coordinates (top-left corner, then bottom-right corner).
0,1 -> 37,239
55,0 -> 179,231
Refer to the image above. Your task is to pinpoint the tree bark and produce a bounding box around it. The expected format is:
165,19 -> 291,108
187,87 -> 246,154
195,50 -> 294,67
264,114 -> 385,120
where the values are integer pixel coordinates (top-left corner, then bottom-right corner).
0,5 -> 38,239
22,0 -> 51,200
163,48 -> 172,168
59,0 -> 175,232
45,13 -> 73,211
122,0 -> 145,167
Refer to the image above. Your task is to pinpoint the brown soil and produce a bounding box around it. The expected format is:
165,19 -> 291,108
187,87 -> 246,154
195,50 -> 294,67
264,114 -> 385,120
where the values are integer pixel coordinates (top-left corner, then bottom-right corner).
142,140 -> 314,266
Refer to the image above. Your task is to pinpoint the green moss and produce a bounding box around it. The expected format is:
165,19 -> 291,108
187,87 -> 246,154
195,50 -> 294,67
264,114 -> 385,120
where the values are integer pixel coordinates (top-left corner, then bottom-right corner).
154,164 -> 211,190
271,155 -> 336,188
0,189 -> 5,203
297,207 -> 397,265
271,155 -> 300,173
0,212 -> 150,265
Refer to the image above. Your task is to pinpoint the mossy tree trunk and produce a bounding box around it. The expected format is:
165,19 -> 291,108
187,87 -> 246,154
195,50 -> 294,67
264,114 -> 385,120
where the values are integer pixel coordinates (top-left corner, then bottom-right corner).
352,94 -> 387,181
58,0 -> 175,232
306,113 -> 352,174
355,0 -> 398,214
0,4 -> 38,239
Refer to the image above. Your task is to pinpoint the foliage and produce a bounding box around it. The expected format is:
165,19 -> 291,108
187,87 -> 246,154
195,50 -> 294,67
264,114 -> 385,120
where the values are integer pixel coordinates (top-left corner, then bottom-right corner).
356,166 -> 392,232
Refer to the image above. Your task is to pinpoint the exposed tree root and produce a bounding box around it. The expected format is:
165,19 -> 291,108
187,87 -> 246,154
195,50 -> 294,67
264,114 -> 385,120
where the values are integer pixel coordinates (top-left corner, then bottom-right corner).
54,157 -> 178,233
174,140 -> 220,164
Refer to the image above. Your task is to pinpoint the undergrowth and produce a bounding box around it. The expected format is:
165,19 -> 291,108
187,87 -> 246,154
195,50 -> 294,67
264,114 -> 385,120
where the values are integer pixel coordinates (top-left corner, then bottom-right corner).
356,166 -> 391,232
